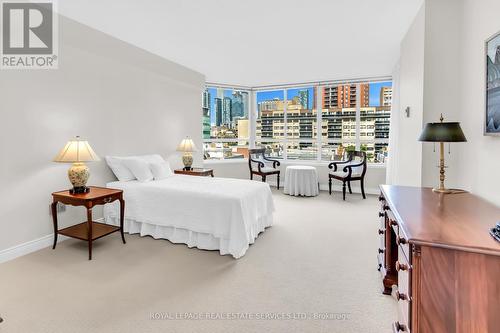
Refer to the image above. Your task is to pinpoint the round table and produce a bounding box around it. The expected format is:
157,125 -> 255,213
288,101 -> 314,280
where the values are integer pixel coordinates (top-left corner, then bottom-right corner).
283,166 -> 319,197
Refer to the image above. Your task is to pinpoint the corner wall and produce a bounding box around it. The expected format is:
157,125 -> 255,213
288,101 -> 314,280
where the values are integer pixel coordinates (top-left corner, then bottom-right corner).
0,15 -> 205,252
392,4 -> 425,186
458,0 -> 500,203
396,0 -> 500,204
421,0 -> 463,188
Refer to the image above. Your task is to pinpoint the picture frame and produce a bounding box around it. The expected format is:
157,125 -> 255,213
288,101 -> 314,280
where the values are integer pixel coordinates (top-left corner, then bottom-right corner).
485,30 -> 500,135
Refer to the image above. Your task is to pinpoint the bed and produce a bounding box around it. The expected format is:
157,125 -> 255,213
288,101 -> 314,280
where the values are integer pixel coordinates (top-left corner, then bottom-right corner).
103,174 -> 274,258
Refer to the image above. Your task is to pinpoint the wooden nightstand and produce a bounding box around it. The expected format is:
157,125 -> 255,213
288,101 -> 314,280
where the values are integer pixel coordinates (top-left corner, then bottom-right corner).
174,168 -> 214,177
51,186 -> 125,260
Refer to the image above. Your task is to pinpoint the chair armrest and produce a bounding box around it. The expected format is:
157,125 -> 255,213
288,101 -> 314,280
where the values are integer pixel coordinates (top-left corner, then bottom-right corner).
249,158 -> 265,172
342,162 -> 366,178
263,156 -> 280,168
328,160 -> 350,172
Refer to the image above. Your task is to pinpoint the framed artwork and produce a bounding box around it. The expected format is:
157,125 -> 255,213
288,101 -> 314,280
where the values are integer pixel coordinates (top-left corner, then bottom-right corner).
485,31 -> 500,135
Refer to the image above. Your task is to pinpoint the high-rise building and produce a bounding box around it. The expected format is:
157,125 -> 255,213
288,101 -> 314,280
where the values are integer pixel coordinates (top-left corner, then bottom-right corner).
215,98 -> 223,126
380,87 -> 393,106
202,89 -> 210,110
298,89 -> 309,109
222,97 -> 232,126
322,84 -> 369,108
237,119 -> 249,139
202,89 -> 211,139
241,92 -> 249,118
231,91 -> 245,119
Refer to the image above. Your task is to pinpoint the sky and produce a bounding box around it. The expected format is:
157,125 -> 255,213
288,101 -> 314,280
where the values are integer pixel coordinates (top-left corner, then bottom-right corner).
207,81 -> 392,124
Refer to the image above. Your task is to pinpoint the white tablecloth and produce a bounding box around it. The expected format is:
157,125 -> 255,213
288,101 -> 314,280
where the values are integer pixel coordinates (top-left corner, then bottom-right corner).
283,166 -> 319,197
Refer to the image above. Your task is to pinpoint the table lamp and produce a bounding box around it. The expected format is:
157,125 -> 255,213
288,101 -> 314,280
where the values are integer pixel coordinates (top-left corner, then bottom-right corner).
176,137 -> 197,171
53,136 -> 100,194
418,114 -> 467,194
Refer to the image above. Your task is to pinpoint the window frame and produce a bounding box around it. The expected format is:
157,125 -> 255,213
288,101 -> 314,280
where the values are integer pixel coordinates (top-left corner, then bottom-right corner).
203,78 -> 392,165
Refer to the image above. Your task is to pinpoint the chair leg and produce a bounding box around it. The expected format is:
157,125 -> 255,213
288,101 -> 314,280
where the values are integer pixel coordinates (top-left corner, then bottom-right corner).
277,174 -> 280,189
342,182 -> 346,201
262,175 -> 266,183
348,181 -> 352,194
361,179 -> 366,199
329,177 -> 332,195
250,173 -> 253,180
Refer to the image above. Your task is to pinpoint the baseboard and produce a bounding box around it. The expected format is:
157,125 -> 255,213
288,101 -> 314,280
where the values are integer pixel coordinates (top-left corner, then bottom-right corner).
318,184 -> 379,195
0,218 -> 104,264
270,183 -> 379,195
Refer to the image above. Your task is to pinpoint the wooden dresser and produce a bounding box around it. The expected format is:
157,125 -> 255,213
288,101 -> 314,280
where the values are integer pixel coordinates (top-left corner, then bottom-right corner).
377,185 -> 500,333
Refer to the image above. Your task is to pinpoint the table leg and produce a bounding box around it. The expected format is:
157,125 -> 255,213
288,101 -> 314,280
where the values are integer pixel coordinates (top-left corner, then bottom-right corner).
210,171 -> 214,177
87,208 -> 93,260
119,198 -> 126,244
51,201 -> 58,249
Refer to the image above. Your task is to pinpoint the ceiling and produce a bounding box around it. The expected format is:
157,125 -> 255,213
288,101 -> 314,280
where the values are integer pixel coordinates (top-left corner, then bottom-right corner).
59,0 -> 423,86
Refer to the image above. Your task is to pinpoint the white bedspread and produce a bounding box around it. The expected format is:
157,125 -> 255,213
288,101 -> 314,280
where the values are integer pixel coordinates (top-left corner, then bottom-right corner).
103,175 -> 274,258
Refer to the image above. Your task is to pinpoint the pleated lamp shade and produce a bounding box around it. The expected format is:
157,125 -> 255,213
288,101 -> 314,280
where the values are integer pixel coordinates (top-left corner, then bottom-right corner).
53,137 -> 100,163
176,137 -> 198,152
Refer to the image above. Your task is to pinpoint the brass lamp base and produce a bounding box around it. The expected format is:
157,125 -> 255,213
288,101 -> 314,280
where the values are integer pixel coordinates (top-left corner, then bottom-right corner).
432,187 -> 453,194
432,188 -> 467,194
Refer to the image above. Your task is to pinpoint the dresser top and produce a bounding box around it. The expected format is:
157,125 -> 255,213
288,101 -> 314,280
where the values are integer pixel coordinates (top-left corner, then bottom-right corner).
380,185 -> 500,255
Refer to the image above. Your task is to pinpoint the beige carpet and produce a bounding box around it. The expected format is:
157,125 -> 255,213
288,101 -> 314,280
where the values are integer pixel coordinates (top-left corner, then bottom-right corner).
0,189 -> 396,333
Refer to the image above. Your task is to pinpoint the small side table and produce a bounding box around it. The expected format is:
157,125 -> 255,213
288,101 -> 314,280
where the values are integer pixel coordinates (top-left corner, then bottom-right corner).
51,186 -> 125,260
174,168 -> 214,177
283,165 -> 319,197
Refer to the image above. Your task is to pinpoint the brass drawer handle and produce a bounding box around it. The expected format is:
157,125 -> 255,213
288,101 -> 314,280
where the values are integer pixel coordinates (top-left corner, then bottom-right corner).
383,205 -> 390,211
378,195 -> 384,202
103,197 -> 113,203
378,229 -> 385,235
378,248 -> 385,254
396,291 -> 408,301
396,237 -> 407,245
395,261 -> 409,272
392,321 -> 407,332
379,212 -> 385,218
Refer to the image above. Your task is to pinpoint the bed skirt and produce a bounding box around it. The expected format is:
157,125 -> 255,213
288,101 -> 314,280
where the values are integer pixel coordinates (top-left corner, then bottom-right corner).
104,215 -> 273,259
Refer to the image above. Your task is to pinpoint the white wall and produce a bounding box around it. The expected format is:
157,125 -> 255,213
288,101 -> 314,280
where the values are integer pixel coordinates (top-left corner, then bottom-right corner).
458,0 -> 500,204
395,0 -> 500,204
393,4 -> 425,186
421,0 -> 462,188
0,16 -> 204,252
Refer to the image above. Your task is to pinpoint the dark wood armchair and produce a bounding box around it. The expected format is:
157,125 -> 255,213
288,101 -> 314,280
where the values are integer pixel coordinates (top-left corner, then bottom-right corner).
328,151 -> 367,200
248,148 -> 281,189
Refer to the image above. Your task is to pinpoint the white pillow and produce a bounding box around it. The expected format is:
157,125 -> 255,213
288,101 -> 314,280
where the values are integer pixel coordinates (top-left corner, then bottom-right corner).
105,156 -> 135,181
122,158 -> 154,182
150,161 -> 173,180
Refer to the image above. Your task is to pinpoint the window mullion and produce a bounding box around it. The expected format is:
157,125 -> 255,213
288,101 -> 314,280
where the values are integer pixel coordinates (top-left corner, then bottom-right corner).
316,85 -> 322,161
355,83 -> 361,151
283,89 -> 288,160
249,89 -> 256,149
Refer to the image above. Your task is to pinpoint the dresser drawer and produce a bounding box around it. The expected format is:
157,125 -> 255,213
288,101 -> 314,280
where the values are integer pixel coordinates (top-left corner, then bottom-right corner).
395,245 -> 411,332
396,228 -> 410,260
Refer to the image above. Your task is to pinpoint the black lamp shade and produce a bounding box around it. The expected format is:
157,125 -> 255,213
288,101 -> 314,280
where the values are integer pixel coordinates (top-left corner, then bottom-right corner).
418,122 -> 467,142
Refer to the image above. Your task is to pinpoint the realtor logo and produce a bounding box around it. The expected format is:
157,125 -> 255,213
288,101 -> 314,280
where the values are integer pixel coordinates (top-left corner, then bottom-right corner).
1,1 -> 58,69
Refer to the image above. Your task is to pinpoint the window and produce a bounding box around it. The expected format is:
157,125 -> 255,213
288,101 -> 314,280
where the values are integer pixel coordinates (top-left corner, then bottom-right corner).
202,80 -> 392,164
256,87 -> 318,160
202,87 -> 250,160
